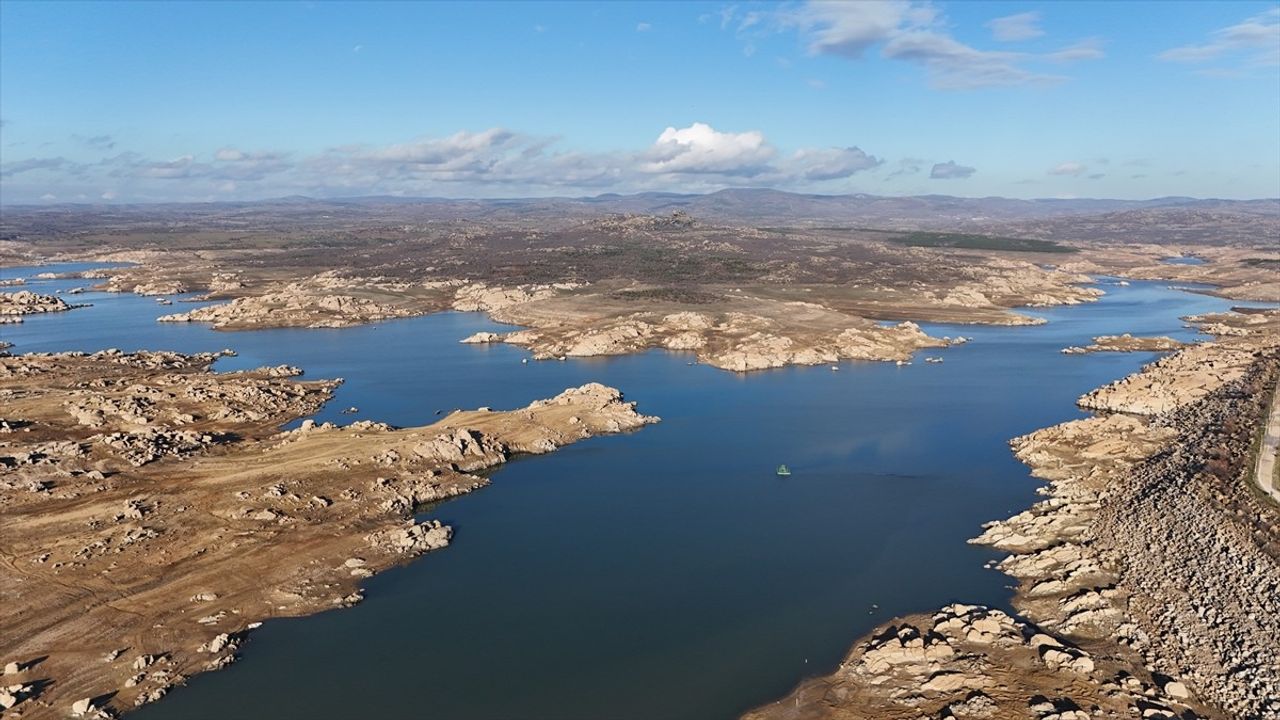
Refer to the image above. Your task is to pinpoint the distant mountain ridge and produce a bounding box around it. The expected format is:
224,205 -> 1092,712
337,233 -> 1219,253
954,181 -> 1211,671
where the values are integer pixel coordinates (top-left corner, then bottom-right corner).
4,189 -> 1277,246
15,188 -> 1276,219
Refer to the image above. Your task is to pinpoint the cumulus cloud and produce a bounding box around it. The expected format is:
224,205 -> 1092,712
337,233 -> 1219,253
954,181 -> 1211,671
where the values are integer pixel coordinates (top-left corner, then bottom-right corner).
756,1 -> 1101,89
210,149 -> 292,180
789,146 -> 882,180
1048,161 -> 1087,176
641,123 -> 775,176
359,128 -> 518,167
1158,8 -> 1280,67
929,160 -> 975,179
138,155 -> 197,179
986,12 -> 1043,42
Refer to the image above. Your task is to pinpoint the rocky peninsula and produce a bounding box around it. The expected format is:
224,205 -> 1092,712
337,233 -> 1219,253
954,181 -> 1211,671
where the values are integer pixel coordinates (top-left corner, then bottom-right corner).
0,291 -> 75,318
1060,334 -> 1185,355
0,347 -> 656,719
149,260 -> 1098,373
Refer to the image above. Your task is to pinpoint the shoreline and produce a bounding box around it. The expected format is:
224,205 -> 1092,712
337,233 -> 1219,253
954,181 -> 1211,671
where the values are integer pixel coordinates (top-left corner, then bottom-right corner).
10,257 -> 1110,373
0,348 -> 657,719
743,308 -> 1280,720
4,254 -> 1277,719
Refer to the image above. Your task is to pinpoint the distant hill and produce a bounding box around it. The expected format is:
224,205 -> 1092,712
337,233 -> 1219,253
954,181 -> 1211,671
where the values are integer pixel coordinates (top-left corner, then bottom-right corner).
3,190 -> 1276,245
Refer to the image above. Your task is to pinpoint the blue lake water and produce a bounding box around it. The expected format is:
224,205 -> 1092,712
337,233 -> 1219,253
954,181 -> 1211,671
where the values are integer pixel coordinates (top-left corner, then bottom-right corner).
2,263 -> 1266,720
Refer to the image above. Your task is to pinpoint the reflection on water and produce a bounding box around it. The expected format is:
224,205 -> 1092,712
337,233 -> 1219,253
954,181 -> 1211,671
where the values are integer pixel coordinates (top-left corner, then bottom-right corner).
3,265 -> 1265,720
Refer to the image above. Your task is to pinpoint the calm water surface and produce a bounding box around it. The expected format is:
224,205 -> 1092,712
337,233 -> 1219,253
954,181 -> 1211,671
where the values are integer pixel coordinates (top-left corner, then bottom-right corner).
1,264 -> 1263,720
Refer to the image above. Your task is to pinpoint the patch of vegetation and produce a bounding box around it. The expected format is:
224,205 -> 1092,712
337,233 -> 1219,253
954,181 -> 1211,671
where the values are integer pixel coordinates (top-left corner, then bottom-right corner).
607,287 -> 722,304
891,231 -> 1077,254
1242,258 -> 1280,268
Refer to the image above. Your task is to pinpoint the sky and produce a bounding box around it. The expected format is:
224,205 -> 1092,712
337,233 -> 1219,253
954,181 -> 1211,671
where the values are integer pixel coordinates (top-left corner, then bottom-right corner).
1,0 -> 1278,204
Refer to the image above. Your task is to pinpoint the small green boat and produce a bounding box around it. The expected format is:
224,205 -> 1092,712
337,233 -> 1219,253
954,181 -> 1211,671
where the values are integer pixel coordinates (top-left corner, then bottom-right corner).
776,464 -> 792,477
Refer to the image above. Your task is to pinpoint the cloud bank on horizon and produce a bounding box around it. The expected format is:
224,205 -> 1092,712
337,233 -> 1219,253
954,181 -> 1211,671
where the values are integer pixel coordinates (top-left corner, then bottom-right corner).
1,0 -> 1277,204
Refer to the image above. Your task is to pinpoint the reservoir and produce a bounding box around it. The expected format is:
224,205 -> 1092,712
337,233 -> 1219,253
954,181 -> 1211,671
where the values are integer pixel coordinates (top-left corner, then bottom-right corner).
2,265 -> 1261,720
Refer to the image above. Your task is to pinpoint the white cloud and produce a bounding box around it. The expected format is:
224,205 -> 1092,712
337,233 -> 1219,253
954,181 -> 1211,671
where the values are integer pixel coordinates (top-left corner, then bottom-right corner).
789,146 -> 881,180
1048,161 -> 1087,176
100,190 -> 117,200
40,193 -> 56,201
636,22 -> 651,32
1045,39 -> 1105,63
794,0 -> 931,58
883,30 -> 1056,89
641,123 -> 775,176
0,156 -> 74,177
134,155 -> 195,178
986,12 -> 1043,42
359,129 -> 517,167
929,160 -> 975,179
1,123 -> 902,200
1158,8 -> 1280,66
751,1 -> 1100,90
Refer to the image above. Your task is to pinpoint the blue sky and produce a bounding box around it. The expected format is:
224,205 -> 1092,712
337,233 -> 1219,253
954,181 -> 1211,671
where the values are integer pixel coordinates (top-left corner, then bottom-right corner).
1,0 -> 1278,203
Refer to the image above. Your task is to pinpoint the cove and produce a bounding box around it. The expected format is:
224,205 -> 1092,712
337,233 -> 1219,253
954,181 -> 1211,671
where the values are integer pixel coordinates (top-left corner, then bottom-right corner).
2,266 -> 1261,720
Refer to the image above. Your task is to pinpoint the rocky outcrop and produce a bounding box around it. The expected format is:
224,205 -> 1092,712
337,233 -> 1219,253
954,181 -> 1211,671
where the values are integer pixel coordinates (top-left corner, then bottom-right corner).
460,331 -> 503,344
464,307 -> 949,372
743,604 -> 1200,720
1078,342 -> 1261,414
157,273 -> 461,329
1061,334 -> 1185,354
130,280 -> 187,296
0,290 -> 73,316
451,282 -> 579,313
926,261 -> 1103,322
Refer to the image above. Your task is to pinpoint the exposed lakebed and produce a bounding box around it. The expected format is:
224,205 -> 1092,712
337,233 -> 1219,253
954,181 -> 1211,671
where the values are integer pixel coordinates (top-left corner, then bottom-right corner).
1,264 -> 1261,720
